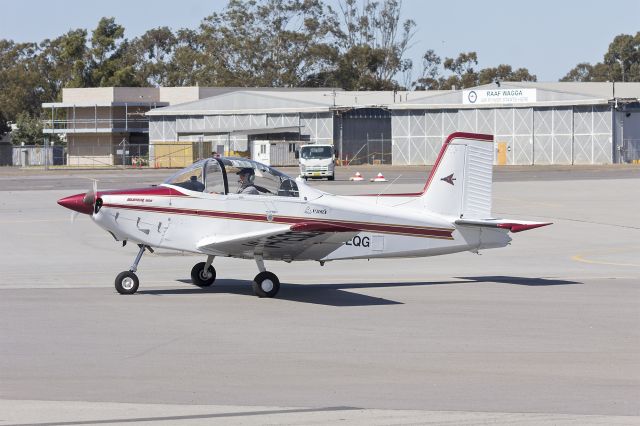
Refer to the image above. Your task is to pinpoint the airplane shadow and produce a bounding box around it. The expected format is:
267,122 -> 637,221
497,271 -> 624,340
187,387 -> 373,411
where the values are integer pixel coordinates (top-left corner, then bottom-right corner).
138,275 -> 581,307
459,276 -> 582,286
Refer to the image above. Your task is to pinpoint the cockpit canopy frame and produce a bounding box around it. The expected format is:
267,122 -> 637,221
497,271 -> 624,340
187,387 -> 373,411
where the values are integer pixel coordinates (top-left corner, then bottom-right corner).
163,157 -> 299,197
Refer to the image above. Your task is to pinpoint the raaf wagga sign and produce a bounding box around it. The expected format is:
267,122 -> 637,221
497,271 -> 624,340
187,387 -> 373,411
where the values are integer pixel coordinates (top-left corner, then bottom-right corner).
463,88 -> 536,105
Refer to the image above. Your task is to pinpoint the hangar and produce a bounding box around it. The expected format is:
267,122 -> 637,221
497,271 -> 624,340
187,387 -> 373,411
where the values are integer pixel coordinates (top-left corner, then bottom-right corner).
43,83 -> 640,167
147,82 -> 640,165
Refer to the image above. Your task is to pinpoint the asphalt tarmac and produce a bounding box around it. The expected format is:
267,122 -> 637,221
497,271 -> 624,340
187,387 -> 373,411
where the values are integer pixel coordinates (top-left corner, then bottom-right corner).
0,166 -> 638,424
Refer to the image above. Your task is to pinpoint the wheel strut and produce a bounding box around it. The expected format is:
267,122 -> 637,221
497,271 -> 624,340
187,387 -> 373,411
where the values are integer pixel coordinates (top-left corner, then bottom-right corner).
130,244 -> 153,272
203,255 -> 215,277
255,254 -> 266,273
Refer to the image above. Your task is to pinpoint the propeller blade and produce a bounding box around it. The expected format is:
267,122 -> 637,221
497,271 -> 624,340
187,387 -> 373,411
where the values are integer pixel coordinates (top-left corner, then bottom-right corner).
70,211 -> 79,223
82,179 -> 98,205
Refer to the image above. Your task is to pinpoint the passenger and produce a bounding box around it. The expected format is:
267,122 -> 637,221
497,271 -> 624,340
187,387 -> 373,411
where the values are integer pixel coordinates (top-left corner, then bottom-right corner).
236,168 -> 259,195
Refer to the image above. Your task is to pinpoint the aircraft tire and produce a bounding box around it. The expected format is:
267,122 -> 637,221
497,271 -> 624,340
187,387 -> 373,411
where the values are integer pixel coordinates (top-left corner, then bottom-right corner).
115,271 -> 139,295
252,271 -> 280,298
191,262 -> 216,287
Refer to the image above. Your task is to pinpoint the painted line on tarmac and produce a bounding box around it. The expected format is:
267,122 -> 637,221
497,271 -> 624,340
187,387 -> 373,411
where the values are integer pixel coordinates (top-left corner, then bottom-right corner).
572,246 -> 640,267
0,218 -> 69,224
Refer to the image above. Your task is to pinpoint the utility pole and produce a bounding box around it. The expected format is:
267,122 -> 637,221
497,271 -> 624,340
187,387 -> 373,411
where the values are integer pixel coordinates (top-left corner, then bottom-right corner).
120,137 -> 127,169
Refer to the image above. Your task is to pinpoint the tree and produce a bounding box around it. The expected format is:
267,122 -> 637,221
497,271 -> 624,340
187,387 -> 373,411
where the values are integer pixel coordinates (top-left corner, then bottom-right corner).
0,112 -> 10,137
561,32 -> 640,82
560,62 -> 595,82
413,49 -> 442,90
195,0 -> 338,87
442,51 -> 478,89
131,27 -> 177,86
88,17 -> 141,87
604,33 -> 640,82
0,40 -> 43,120
478,64 -> 536,85
412,50 -> 537,89
11,112 -> 44,145
322,0 -> 415,90
36,29 -> 89,102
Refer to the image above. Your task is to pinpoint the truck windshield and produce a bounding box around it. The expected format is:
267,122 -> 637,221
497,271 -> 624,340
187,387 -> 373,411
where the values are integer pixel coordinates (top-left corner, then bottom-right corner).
300,146 -> 332,159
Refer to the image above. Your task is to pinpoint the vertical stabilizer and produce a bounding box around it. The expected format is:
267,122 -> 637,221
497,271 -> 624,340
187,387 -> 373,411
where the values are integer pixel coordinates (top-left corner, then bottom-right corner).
421,133 -> 494,219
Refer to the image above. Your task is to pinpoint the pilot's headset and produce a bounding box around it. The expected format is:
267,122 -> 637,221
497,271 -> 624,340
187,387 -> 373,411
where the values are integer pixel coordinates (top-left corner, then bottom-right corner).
238,168 -> 255,184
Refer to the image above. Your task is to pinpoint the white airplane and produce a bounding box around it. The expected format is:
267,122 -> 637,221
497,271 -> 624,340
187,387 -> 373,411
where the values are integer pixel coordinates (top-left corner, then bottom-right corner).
58,132 -> 551,298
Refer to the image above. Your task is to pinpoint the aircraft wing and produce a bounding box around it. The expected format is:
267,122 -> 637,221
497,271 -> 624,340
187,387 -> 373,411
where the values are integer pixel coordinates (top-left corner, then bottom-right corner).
196,221 -> 359,260
455,218 -> 552,233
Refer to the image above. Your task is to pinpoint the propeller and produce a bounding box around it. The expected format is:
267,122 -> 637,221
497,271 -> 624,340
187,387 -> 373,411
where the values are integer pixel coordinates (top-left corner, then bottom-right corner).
59,179 -> 99,218
82,179 -> 98,206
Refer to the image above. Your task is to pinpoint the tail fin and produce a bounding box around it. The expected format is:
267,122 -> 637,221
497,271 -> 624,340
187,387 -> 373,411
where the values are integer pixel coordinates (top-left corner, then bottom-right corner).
421,132 -> 494,219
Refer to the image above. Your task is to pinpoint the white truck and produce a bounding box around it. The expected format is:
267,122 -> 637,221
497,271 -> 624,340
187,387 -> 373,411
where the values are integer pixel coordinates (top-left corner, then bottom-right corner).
297,144 -> 335,180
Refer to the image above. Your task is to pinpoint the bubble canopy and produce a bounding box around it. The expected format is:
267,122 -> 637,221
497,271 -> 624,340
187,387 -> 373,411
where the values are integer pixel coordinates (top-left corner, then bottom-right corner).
162,157 -> 299,197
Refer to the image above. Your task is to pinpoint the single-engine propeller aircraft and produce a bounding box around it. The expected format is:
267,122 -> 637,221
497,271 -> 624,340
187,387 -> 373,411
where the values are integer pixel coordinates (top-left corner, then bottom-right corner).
58,132 -> 551,298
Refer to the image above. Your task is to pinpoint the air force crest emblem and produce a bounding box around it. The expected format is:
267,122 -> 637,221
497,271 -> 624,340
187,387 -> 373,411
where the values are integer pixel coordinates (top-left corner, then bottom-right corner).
441,173 -> 456,185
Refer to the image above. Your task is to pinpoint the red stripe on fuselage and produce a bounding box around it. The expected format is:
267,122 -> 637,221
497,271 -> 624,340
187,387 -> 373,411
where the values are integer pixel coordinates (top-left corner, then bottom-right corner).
99,186 -> 188,197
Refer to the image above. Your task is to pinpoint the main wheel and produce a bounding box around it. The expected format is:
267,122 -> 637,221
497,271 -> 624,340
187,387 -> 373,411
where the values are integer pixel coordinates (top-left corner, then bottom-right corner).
252,271 -> 280,298
115,271 -> 139,295
191,262 -> 216,287
328,175 -> 335,181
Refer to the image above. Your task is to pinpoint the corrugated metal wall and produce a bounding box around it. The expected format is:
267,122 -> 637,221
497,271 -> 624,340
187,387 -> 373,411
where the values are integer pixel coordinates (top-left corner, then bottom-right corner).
391,106 -> 612,165
150,112 -> 333,146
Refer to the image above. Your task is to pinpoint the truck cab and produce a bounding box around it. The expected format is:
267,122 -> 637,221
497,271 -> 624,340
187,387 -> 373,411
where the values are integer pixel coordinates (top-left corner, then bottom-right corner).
298,144 -> 335,181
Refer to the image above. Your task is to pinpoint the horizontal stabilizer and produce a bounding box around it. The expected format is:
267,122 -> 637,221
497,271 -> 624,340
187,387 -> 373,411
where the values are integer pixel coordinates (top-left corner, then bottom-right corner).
456,218 -> 552,233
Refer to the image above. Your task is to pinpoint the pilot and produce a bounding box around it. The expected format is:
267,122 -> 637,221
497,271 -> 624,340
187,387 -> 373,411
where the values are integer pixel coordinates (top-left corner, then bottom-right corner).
236,168 -> 259,195
189,175 -> 205,192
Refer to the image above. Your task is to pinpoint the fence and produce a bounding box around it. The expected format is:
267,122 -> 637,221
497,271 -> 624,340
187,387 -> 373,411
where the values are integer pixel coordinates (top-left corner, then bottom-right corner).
8,142 -> 250,169
11,146 -> 65,167
12,138 -> 637,168
43,117 -> 150,132
342,134 -> 392,166
618,139 -> 640,163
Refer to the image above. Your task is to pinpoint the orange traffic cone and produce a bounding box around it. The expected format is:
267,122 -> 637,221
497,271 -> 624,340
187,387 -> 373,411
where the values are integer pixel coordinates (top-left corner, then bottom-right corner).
370,172 -> 388,182
349,171 -> 364,181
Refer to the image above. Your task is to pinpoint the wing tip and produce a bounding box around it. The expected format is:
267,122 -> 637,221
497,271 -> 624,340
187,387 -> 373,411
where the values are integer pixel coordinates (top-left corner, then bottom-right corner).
497,222 -> 553,233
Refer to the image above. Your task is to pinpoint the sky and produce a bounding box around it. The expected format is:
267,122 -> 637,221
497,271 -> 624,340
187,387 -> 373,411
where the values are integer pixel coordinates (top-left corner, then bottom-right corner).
2,0 -> 639,82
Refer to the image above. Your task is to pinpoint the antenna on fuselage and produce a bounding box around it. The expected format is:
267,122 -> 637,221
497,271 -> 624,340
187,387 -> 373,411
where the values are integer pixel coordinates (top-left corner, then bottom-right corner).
376,175 -> 402,199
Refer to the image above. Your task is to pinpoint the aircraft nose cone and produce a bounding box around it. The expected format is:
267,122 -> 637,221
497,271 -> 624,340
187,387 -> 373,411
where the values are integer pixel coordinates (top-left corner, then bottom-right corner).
57,193 -> 94,215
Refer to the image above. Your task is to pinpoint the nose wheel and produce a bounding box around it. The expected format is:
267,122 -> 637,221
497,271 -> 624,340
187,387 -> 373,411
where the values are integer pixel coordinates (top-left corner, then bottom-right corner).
115,271 -> 139,295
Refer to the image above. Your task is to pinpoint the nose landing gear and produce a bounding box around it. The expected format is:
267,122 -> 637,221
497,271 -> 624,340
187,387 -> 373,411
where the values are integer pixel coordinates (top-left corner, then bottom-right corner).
115,244 -> 153,295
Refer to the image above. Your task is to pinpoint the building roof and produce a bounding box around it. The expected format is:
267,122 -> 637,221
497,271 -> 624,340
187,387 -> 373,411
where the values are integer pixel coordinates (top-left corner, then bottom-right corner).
43,82 -> 640,115
147,82 -> 640,116
146,89 -> 450,116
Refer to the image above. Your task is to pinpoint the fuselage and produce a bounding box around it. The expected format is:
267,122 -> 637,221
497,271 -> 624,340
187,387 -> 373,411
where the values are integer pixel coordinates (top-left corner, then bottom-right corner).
91,179 -> 511,262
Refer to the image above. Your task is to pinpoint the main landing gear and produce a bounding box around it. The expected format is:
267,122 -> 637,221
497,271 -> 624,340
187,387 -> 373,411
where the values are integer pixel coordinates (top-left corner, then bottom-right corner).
191,255 -> 216,287
252,255 -> 280,298
115,244 -> 153,295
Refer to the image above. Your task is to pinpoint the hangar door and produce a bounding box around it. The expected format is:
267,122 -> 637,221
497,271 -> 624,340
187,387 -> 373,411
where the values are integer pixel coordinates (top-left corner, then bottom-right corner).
335,108 -> 391,165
